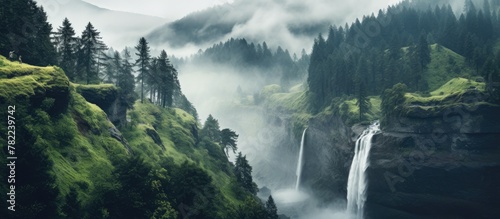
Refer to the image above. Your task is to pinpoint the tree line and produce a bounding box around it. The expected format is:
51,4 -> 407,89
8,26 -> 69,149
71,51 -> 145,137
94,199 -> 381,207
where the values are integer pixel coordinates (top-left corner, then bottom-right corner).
186,38 -> 310,88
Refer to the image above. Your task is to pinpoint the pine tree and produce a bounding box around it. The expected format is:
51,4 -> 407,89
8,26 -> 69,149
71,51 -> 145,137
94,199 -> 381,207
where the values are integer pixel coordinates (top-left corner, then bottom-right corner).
56,18 -> 77,81
157,50 -> 176,107
220,128 -> 239,156
357,80 -> 370,121
234,152 -> 258,195
79,22 -> 106,84
117,48 -> 137,107
200,115 -> 221,142
414,33 -> 431,90
265,195 -> 278,219
135,37 -> 151,103
0,0 -> 56,66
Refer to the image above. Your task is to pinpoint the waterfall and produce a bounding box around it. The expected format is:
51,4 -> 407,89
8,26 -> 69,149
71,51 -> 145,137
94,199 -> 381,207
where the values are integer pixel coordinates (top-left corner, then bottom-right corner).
346,122 -> 380,219
295,128 -> 307,190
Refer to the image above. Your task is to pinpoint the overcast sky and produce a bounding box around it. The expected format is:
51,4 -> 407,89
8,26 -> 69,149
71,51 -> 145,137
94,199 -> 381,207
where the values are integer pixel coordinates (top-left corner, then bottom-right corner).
83,0 -> 235,20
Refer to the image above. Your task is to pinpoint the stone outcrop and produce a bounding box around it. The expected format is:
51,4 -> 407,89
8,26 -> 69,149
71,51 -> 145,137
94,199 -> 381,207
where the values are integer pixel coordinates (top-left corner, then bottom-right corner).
365,100 -> 500,218
76,84 -> 128,127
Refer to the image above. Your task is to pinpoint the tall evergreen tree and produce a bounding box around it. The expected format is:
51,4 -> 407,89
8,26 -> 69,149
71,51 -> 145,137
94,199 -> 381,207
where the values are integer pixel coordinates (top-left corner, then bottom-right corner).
0,0 -> 56,66
117,48 -> 137,107
234,152 -> 258,195
135,37 -> 151,103
220,128 -> 239,156
157,50 -> 176,107
265,195 -> 278,219
414,33 -> 431,90
78,22 -> 106,84
200,115 -> 221,142
56,18 -> 77,80
357,80 -> 370,121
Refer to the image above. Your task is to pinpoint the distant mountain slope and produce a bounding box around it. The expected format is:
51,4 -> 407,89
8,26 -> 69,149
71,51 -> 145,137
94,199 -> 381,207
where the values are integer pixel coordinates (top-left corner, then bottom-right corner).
36,0 -> 166,48
147,0 -> 398,53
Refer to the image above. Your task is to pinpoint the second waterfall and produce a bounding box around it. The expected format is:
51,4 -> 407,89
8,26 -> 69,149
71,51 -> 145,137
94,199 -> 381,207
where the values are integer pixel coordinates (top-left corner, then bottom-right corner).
295,128 -> 307,190
346,122 -> 380,219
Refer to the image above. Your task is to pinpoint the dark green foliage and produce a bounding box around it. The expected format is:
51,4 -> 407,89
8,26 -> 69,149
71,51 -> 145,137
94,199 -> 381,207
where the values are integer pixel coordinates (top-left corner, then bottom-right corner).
0,108 -> 58,219
199,136 -> 227,161
135,37 -> 151,103
200,114 -> 221,142
234,152 -> 258,195
149,50 -> 179,108
95,156 -> 178,219
168,162 -> 220,219
234,196 -> 268,219
413,33 -> 431,90
55,18 -> 77,81
307,2 -> 500,112
265,195 -> 279,219
484,52 -> 500,103
220,128 -> 239,156
173,93 -> 198,120
0,0 -> 57,66
381,83 -> 408,125
357,81 -> 370,121
62,188 -> 82,219
108,156 -> 157,218
117,49 -> 138,107
77,22 -> 107,84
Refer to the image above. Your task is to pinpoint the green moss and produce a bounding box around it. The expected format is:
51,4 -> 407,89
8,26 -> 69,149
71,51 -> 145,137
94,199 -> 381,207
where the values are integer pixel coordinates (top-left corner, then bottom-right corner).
425,44 -> 473,91
405,77 -> 485,105
0,55 -> 69,102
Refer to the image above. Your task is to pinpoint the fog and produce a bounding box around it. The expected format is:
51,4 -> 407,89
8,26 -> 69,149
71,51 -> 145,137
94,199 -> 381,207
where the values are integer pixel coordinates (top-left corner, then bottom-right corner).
149,0 -> 402,56
37,0 -> 166,49
222,0 -> 401,54
174,1 -> 402,217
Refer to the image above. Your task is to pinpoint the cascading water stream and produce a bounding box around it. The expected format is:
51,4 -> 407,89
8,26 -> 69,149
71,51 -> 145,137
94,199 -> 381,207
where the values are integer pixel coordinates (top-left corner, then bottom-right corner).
346,122 -> 380,219
295,128 -> 307,190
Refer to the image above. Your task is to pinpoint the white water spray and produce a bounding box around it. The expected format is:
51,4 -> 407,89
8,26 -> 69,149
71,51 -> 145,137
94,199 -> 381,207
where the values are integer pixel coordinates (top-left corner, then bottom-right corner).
346,122 -> 380,219
295,128 -> 307,190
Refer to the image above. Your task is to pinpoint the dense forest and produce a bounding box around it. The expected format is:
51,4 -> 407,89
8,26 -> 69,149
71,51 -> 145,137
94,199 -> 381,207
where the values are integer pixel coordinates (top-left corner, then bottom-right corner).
307,0 -> 500,113
176,38 -> 310,88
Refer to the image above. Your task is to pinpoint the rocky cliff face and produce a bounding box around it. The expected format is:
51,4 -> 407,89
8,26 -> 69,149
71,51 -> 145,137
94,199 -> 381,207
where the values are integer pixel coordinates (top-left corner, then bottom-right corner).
299,111 -> 359,203
365,100 -> 500,218
292,89 -> 500,218
76,84 -> 128,127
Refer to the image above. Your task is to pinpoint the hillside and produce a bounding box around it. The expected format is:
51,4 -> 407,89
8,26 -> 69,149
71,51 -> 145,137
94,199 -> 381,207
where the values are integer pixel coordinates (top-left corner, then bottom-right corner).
0,56 -> 261,218
36,0 -> 165,48
423,44 -> 474,91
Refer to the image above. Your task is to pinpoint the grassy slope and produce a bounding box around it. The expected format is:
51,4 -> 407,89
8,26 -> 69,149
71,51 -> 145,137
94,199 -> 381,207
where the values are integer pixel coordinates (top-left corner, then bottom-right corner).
263,84 -> 312,136
424,44 -> 474,91
0,56 -> 242,211
405,77 -> 485,104
0,55 -> 129,203
122,102 -> 243,205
